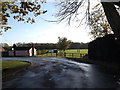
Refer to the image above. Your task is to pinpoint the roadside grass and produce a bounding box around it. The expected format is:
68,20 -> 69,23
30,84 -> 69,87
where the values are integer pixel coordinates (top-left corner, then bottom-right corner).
2,61 -> 31,70
1,60 -> 31,82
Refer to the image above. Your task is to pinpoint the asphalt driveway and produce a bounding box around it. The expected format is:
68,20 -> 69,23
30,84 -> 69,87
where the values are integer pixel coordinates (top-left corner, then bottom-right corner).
2,57 -> 119,88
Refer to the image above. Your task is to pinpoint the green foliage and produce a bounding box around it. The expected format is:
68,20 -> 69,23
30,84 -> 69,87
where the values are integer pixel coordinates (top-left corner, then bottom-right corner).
1,0 -> 47,34
57,37 -> 72,51
3,46 -> 12,51
57,51 -> 64,57
37,50 -> 48,55
37,50 -> 41,55
40,49 -> 48,54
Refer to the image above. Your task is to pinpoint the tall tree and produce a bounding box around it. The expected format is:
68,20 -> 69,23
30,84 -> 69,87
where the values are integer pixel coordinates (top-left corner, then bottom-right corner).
1,0 -> 47,34
101,2 -> 120,45
57,37 -> 72,51
55,0 -> 120,40
89,3 -> 113,39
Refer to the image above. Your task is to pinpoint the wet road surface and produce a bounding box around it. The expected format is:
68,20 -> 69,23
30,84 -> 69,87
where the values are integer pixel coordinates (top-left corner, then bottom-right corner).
2,57 -> 119,88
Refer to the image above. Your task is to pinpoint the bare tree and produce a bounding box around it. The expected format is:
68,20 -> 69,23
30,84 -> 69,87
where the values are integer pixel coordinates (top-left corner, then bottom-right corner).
55,0 -> 91,25
55,0 -> 120,41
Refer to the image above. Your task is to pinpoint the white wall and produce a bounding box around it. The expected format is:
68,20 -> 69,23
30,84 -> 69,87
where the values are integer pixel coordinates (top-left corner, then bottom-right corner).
29,48 -> 37,56
29,48 -> 32,56
34,48 -> 37,55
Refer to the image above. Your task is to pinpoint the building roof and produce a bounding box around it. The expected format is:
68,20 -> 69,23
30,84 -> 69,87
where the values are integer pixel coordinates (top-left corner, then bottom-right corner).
10,47 -> 33,50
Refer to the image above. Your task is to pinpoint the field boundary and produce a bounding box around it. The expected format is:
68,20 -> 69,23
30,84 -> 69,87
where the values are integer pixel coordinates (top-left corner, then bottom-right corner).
38,52 -> 88,58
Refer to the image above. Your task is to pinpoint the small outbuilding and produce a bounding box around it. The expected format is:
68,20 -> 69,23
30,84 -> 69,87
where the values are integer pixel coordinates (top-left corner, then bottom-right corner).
9,46 -> 37,57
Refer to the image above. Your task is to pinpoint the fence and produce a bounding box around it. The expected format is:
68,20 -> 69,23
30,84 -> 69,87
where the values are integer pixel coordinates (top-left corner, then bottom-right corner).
40,53 -> 88,58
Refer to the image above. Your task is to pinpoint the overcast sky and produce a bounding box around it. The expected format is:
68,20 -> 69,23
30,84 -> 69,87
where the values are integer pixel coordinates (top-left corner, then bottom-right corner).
1,1 -> 100,45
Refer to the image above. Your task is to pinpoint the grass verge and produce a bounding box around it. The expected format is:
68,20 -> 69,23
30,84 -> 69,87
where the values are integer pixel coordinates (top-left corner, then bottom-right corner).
1,60 -> 31,82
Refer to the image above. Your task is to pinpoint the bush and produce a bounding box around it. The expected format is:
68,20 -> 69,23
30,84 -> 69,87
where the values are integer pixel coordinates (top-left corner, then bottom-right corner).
41,50 -> 48,54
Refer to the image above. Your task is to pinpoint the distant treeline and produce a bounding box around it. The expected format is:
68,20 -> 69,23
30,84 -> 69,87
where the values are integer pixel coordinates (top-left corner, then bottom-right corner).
70,43 -> 88,49
1,42 -> 88,50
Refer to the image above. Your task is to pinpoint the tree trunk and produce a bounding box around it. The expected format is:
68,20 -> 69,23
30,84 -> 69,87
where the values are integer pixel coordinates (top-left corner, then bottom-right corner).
101,2 -> 120,45
88,2 -> 120,61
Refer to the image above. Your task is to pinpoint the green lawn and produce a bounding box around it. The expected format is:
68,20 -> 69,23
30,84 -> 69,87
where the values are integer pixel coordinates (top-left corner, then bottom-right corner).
36,49 -> 88,58
1,60 -> 31,70
1,60 -> 31,82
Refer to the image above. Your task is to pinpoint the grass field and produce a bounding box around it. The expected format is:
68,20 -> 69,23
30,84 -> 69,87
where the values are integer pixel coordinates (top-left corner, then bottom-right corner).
65,49 -> 88,53
36,49 -> 88,58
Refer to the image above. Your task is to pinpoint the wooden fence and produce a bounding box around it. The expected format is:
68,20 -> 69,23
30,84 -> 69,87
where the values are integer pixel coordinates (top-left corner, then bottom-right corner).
40,53 -> 88,58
